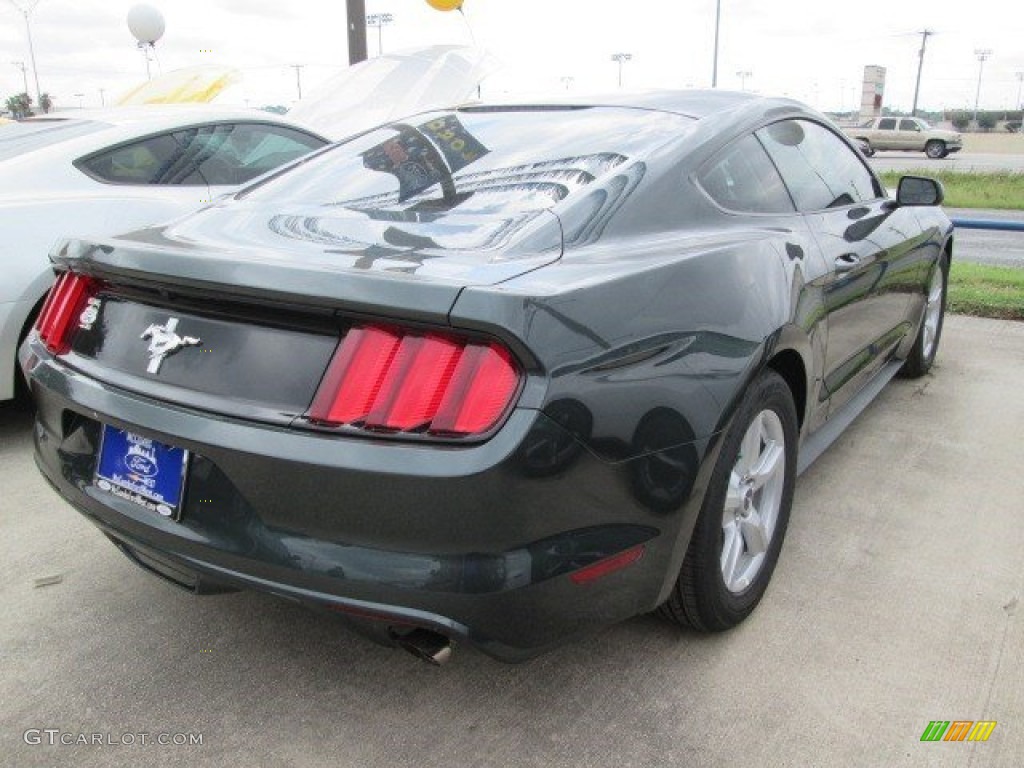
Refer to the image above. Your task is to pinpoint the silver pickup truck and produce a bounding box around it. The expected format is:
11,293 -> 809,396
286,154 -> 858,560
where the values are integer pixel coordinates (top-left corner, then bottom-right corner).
843,117 -> 963,159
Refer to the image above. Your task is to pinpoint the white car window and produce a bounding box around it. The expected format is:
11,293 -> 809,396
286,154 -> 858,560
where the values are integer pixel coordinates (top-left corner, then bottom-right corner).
77,123 -> 325,187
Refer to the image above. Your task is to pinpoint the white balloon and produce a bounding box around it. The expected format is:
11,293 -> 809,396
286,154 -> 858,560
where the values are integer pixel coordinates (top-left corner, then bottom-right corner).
127,4 -> 165,45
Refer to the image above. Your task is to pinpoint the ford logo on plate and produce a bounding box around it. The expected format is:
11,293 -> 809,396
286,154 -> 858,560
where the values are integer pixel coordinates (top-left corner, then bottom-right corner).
125,453 -> 158,478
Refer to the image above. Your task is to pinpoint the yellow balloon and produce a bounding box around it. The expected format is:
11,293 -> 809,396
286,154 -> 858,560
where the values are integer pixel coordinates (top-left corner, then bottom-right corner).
425,0 -> 463,10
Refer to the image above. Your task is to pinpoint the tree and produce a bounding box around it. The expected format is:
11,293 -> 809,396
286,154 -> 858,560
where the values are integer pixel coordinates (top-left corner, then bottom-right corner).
949,111 -> 970,131
39,93 -> 53,113
4,93 -> 33,119
977,112 -> 997,132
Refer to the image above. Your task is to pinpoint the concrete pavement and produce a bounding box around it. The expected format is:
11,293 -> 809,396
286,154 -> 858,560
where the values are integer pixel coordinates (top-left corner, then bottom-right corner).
1,314 -> 1022,767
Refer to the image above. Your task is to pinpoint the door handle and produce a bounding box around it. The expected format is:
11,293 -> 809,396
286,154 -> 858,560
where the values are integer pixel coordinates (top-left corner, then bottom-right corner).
834,253 -> 861,272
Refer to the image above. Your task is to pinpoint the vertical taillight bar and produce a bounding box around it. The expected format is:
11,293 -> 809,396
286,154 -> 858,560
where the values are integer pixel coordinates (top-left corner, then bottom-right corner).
34,272 -> 101,355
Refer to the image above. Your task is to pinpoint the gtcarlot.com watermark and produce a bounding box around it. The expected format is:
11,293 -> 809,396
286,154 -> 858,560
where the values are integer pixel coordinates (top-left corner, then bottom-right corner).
24,729 -> 203,747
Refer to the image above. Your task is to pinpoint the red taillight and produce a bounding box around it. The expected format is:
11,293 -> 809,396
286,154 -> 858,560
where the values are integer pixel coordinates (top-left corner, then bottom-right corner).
309,325 -> 521,438
35,272 -> 101,355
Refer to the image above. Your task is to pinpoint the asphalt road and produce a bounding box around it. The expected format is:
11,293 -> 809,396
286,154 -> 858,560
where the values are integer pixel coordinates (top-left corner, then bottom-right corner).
869,149 -> 1024,267
945,208 -> 1024,268
869,151 -> 1024,174
2,314 -> 1022,767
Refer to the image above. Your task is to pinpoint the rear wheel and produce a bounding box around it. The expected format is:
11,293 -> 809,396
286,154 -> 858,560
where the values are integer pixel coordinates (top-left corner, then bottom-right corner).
659,370 -> 797,632
12,298 -> 45,405
901,253 -> 948,378
925,140 -> 947,159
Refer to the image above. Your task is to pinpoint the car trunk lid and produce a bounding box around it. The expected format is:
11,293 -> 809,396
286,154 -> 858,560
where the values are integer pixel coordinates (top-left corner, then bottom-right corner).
48,204 -> 559,424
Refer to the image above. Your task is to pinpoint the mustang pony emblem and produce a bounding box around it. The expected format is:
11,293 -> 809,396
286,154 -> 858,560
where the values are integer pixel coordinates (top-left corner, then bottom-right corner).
140,318 -> 200,374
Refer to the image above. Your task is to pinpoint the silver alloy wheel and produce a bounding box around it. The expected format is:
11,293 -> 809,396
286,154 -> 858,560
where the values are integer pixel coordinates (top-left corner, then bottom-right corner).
720,409 -> 786,593
922,266 -> 944,360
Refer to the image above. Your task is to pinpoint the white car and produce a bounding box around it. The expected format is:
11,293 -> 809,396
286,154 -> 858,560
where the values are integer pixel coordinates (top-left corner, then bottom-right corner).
0,105 -> 329,401
2,45 -> 494,402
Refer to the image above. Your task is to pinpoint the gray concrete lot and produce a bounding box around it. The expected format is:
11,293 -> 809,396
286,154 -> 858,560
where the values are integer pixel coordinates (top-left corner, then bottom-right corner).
1,314 -> 1021,767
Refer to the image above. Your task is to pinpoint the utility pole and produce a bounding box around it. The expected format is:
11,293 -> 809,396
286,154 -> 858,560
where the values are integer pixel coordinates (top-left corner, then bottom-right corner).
711,0 -> 721,87
973,49 -> 992,123
8,1 -> 43,107
290,64 -> 305,101
12,60 -> 28,94
736,70 -> 751,91
347,0 -> 368,65
910,29 -> 933,117
561,76 -> 574,91
1016,72 -> 1023,112
99,87 -> 106,106
611,53 -> 632,88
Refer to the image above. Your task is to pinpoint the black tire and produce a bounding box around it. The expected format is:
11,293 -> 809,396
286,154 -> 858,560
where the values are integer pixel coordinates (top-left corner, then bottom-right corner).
900,253 -> 948,378
659,370 -> 798,632
925,140 -> 947,159
12,301 -> 42,406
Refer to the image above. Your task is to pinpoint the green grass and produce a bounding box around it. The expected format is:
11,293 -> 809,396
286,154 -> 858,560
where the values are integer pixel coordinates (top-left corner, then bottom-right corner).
879,170 -> 1024,210
948,262 -> 1024,320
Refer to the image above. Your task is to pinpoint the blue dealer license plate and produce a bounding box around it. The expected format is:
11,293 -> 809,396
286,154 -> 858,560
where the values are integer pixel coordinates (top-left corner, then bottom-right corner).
95,426 -> 188,518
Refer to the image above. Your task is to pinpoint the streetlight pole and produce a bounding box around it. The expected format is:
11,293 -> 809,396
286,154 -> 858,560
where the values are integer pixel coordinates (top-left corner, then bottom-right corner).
611,53 -> 632,88
1016,72 -> 1023,113
366,12 -> 393,57
711,0 -> 721,87
8,1 -> 43,107
973,49 -> 992,124
910,29 -> 933,117
561,76 -> 574,91
736,70 -> 751,91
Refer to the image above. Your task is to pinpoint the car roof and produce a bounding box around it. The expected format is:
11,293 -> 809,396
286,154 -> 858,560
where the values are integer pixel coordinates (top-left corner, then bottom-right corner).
457,89 -> 803,121
20,104 -> 319,135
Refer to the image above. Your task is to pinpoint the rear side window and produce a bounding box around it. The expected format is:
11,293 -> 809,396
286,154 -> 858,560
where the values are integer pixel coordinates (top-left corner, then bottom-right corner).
899,119 -> 919,131
77,122 -> 324,186
698,134 -> 794,213
756,120 -> 880,211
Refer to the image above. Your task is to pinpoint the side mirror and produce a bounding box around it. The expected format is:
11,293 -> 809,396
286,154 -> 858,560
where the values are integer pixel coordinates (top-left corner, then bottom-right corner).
897,176 -> 944,206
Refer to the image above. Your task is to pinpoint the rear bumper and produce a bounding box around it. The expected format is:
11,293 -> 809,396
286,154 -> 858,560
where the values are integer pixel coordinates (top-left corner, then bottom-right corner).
24,344 -> 712,661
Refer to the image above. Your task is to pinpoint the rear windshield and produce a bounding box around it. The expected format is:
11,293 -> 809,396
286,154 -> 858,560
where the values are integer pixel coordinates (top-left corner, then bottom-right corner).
0,119 -> 108,161
240,106 -> 694,216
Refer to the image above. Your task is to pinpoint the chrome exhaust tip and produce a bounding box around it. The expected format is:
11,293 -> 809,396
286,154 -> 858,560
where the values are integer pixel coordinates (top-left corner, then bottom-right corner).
391,628 -> 453,666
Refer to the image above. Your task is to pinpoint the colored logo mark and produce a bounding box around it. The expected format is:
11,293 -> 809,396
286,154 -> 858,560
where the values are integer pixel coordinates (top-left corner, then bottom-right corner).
920,721 -> 997,742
